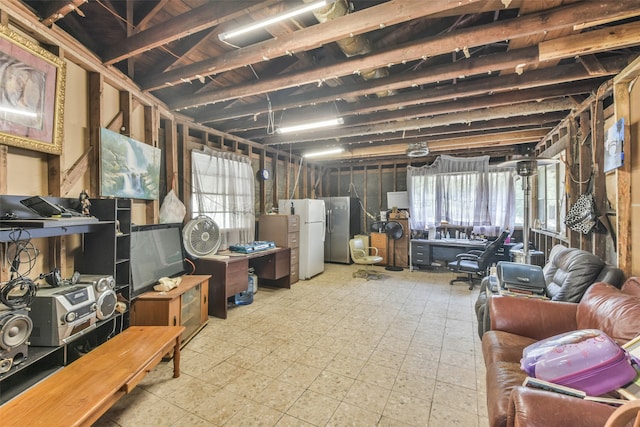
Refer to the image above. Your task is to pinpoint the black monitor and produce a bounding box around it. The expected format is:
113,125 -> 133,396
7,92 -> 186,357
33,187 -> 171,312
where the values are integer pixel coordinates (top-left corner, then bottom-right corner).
130,223 -> 187,297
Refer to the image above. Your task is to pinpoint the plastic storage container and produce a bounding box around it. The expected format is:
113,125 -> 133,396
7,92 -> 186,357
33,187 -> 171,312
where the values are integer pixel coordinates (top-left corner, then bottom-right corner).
521,329 -> 637,396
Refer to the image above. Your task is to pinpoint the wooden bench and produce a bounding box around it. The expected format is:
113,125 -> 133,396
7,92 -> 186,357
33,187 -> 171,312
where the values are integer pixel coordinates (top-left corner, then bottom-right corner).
0,326 -> 185,427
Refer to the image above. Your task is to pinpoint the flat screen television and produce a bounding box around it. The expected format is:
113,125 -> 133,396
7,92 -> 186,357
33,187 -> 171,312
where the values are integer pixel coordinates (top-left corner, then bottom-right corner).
130,223 -> 187,297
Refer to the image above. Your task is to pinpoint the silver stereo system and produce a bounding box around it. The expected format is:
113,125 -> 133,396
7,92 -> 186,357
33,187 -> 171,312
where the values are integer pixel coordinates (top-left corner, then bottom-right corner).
28,284 -> 97,347
77,275 -> 117,320
0,308 -> 32,373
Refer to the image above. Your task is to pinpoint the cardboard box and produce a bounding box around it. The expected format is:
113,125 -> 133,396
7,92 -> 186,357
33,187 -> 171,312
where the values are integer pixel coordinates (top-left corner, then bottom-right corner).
389,211 -> 409,219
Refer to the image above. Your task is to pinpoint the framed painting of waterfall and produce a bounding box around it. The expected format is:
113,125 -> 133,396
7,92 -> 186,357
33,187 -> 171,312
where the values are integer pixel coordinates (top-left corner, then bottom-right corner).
99,127 -> 161,200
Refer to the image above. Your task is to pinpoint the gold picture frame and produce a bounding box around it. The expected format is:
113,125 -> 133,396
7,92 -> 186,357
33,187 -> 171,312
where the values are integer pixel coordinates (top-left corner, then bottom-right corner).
0,25 -> 65,155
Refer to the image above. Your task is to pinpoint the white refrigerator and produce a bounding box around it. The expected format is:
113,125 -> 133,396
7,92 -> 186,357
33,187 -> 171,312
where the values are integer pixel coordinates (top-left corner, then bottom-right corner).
278,199 -> 325,279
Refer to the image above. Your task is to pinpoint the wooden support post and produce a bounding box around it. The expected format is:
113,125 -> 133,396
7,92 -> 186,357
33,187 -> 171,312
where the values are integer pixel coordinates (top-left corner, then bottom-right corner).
88,71 -> 103,209
259,149 -> 266,214
144,104 -> 159,223
578,110 -> 593,251
592,99 -> 607,259
178,124 -> 192,218
162,118 -> 178,197
613,82 -> 632,272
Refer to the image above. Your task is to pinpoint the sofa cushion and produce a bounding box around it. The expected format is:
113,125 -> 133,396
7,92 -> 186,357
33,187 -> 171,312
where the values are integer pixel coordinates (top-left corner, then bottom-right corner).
508,386 -> 615,427
543,245 -> 605,302
482,330 -> 537,367
577,282 -> 640,344
622,277 -> 640,297
486,361 -> 529,427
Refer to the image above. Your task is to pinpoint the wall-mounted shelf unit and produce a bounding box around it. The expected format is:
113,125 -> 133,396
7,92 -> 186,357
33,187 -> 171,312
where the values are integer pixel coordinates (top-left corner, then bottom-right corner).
0,195 -> 131,404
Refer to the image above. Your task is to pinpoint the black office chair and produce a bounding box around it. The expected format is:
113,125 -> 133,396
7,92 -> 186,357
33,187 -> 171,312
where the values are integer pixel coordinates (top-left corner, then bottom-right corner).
447,230 -> 509,290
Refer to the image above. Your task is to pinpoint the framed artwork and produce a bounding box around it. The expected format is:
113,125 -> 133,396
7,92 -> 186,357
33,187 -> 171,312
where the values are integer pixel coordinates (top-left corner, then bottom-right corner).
0,25 -> 66,155
100,128 -> 161,200
604,118 -> 624,173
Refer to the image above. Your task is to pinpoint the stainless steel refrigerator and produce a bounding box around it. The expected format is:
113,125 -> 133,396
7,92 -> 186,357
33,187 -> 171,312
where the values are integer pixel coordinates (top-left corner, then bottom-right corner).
278,199 -> 326,279
321,197 -> 362,264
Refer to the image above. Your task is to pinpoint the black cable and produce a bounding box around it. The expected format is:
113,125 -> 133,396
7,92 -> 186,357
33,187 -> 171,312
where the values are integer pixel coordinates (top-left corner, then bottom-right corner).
2,228 -> 39,308
0,276 -> 38,309
6,229 -> 38,279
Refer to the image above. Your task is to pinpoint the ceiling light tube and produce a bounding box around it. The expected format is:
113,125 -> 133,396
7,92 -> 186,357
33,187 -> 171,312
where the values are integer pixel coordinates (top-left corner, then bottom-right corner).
277,117 -> 344,134
303,147 -> 345,158
219,0 -> 335,42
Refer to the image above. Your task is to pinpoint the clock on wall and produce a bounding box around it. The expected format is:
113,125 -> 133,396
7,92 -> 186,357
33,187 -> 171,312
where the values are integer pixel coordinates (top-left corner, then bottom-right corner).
257,169 -> 270,181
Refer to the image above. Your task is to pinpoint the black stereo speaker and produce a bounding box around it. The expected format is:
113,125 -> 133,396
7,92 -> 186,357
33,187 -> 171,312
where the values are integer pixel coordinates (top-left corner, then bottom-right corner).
0,308 -> 32,350
0,308 -> 32,373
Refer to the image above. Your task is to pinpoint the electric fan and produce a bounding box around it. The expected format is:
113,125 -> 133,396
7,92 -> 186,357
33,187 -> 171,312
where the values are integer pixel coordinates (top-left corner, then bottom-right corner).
182,215 -> 222,258
385,221 -> 404,271
369,221 -> 404,271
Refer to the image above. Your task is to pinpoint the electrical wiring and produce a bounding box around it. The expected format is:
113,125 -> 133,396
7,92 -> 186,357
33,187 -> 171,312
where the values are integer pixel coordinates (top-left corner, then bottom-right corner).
1,229 -> 39,308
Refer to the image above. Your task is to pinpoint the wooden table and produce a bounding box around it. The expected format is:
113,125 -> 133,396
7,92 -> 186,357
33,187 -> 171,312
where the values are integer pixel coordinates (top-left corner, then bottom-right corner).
0,326 -> 184,427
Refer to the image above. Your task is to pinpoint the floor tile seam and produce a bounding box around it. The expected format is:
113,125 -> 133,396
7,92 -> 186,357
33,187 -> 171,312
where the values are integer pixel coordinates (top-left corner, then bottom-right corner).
379,388 -> 433,427
283,387 -> 343,427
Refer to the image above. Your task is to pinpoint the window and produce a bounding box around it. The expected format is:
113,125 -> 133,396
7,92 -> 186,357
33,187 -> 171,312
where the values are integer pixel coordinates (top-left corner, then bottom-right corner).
407,155 -> 515,233
514,175 -> 524,227
191,150 -> 255,248
535,154 -> 565,234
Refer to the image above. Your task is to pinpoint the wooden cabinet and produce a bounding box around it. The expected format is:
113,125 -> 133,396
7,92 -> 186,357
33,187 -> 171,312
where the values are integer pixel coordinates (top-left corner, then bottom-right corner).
258,214 -> 300,284
370,218 -> 410,268
371,232 -> 388,265
131,275 -> 210,347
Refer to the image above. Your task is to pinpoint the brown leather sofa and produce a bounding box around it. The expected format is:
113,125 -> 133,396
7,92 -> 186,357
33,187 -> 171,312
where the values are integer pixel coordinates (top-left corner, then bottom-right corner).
475,244 -> 625,337
482,277 -> 640,427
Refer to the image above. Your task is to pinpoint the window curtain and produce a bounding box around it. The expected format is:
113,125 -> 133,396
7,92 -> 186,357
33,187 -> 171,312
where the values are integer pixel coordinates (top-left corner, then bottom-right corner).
191,149 -> 255,249
407,155 -> 515,232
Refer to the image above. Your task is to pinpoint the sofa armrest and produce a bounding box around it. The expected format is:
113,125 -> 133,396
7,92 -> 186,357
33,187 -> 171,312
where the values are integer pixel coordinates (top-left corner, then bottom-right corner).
509,387 -> 615,427
489,295 -> 578,340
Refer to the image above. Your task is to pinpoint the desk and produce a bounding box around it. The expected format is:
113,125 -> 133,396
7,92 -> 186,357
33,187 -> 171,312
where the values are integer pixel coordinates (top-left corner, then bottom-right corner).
411,239 -> 514,271
194,247 -> 291,319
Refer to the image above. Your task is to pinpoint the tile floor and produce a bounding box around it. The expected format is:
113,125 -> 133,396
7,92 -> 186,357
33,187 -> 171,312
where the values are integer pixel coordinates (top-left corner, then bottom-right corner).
95,264 -> 488,427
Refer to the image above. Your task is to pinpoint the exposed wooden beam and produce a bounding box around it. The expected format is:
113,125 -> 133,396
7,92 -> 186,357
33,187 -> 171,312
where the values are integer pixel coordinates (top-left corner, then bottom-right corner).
134,0 -> 170,33
296,121 -> 555,151
539,21 -> 640,62
226,78 -> 597,135
102,1 -> 282,65
330,128 -> 548,160
197,46 -> 541,124
263,99 -> 574,145
140,0 -> 475,90
169,0 -> 639,110
60,148 -> 93,196
579,55 -> 608,75
40,0 -> 87,27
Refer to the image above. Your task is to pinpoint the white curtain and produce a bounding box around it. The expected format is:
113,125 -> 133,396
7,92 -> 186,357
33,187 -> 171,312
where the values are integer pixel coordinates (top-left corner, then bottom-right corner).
487,168 -> 516,233
407,155 -> 515,233
191,149 -> 255,249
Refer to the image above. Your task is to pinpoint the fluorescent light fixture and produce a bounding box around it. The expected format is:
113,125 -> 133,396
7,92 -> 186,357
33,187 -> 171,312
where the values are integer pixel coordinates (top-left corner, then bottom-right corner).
277,117 -> 344,134
303,147 -> 345,158
0,105 -> 37,118
218,0 -> 334,42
